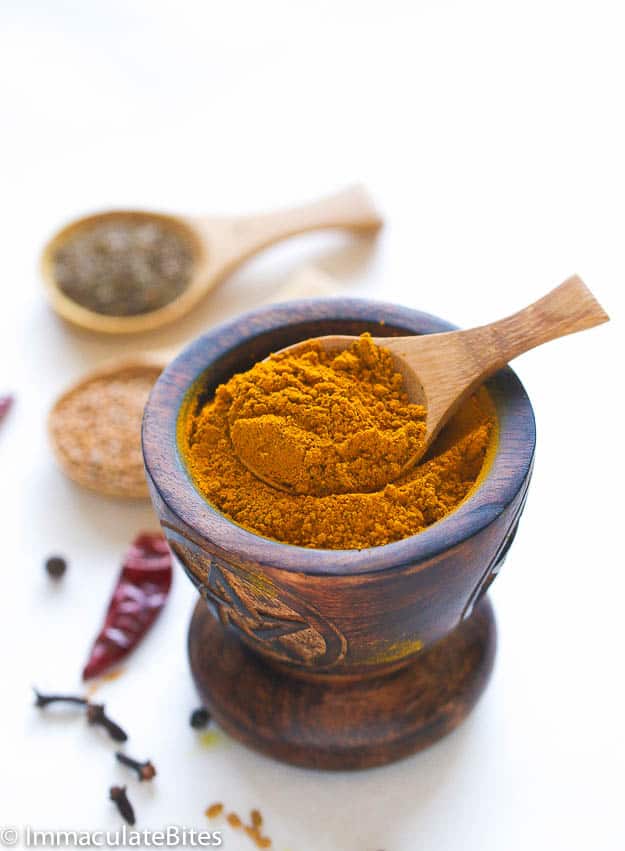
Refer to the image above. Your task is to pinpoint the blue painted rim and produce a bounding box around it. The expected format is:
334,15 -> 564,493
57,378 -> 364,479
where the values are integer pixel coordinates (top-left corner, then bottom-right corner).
143,298 -> 536,575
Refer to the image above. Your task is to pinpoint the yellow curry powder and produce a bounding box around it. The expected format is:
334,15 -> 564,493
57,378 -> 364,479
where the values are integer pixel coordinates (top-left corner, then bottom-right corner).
180,334 -> 496,550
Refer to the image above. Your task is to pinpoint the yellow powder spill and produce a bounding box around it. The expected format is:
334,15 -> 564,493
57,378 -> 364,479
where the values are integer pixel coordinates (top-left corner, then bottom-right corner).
199,730 -> 221,749
85,668 -> 125,699
205,803 -> 223,819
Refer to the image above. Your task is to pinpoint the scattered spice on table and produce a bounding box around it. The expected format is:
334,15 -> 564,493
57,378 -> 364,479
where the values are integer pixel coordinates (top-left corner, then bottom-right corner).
45,555 -> 67,579
245,829 -> 271,849
52,215 -> 195,316
85,668 -> 126,699
0,394 -> 14,422
205,803 -> 224,819
83,532 -> 173,679
199,729 -> 221,749
190,707 -> 211,729
49,364 -> 161,498
181,333 -> 496,549
109,786 -> 135,826
115,752 -> 156,781
217,808 -> 271,848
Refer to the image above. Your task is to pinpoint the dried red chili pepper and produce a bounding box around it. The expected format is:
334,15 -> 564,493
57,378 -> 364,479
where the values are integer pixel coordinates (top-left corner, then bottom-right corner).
82,532 -> 172,680
0,394 -> 14,422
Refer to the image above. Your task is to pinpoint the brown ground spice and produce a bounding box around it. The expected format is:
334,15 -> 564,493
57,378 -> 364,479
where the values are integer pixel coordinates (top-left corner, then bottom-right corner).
181,336 -> 496,549
49,365 -> 160,498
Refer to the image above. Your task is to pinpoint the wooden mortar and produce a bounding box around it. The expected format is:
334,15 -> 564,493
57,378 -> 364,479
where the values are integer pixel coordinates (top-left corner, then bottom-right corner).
142,299 -> 535,770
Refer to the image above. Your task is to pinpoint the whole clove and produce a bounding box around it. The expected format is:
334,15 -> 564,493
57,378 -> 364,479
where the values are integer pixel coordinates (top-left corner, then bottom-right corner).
109,786 -> 135,826
86,703 -> 128,742
115,751 -> 156,782
190,707 -> 211,729
34,689 -> 87,709
34,689 -> 128,742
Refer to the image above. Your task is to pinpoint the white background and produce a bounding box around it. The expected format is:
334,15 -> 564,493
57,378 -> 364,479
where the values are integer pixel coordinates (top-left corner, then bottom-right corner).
1,2 -> 623,850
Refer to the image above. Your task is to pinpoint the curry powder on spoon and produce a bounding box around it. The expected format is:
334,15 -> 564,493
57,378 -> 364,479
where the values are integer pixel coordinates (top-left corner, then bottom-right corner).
180,334 -> 495,550
228,334 -> 427,496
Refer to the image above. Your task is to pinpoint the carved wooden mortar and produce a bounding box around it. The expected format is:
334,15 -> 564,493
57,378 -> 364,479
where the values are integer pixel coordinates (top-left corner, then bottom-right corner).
142,299 -> 535,770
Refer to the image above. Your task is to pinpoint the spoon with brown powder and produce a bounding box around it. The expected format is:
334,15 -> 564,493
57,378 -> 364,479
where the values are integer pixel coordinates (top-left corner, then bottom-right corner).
233,275 -> 609,492
48,355 -> 168,498
41,186 -> 382,335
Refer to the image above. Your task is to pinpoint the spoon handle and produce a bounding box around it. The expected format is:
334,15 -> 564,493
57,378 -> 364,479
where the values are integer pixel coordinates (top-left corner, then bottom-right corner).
193,185 -> 382,267
236,184 -> 382,238
385,275 -> 609,452
458,275 -> 609,372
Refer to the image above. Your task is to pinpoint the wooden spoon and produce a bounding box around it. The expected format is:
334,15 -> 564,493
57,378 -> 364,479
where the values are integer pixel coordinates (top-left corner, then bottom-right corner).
41,185 -> 382,334
236,275 -> 609,491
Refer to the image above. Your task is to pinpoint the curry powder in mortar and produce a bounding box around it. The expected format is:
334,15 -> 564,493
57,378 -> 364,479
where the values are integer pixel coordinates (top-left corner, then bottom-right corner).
228,334 -> 427,495
180,334 -> 496,550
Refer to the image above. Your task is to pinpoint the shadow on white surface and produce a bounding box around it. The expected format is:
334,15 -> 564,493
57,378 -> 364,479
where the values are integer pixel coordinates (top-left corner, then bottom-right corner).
207,709 -> 479,851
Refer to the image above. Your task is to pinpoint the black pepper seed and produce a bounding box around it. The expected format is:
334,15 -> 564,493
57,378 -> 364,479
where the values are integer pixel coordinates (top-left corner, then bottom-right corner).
52,216 -> 195,317
45,556 -> 67,579
190,707 -> 211,729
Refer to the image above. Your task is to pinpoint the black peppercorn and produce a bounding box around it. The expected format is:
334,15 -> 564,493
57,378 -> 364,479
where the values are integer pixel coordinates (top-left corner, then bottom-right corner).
45,556 -> 67,579
190,707 -> 211,729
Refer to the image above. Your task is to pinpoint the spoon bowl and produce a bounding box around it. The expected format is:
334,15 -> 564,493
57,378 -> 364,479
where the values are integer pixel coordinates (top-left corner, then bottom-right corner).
41,186 -> 382,334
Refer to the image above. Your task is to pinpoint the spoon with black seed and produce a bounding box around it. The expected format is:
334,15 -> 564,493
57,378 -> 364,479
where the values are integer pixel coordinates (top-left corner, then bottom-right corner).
41,186 -> 382,334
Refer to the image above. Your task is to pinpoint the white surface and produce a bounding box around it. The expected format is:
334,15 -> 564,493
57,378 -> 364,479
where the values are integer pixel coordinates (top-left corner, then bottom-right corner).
1,2 -> 623,850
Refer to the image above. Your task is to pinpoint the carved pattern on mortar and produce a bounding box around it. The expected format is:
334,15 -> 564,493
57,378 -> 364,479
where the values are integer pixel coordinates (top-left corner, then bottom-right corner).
164,524 -> 347,668
462,474 -> 531,620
